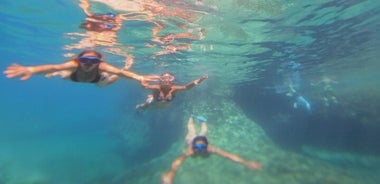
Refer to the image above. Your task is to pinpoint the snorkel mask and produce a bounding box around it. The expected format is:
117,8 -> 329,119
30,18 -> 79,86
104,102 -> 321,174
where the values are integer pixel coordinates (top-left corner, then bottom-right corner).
78,56 -> 101,65
160,73 -> 175,83
92,13 -> 116,20
104,23 -> 116,29
106,13 -> 116,19
192,136 -> 209,154
80,21 -> 114,32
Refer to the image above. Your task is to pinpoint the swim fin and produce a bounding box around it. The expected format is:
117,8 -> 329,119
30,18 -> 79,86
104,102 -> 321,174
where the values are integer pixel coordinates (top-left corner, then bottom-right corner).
191,114 -> 207,122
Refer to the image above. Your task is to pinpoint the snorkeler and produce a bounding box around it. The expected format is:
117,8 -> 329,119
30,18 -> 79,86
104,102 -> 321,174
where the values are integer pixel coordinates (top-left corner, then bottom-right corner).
79,13 -> 121,33
79,0 -> 122,31
64,0 -> 124,54
135,72 -> 208,109
65,0 -> 147,57
161,116 -> 262,184
310,75 -> 339,107
3,50 -> 159,86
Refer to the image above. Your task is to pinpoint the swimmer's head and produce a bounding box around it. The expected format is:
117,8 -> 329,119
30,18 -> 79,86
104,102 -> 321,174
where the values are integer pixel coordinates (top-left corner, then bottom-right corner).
80,21 -> 116,32
78,50 -> 102,58
192,136 -> 209,154
160,72 -> 175,84
76,50 -> 103,71
90,13 -> 116,21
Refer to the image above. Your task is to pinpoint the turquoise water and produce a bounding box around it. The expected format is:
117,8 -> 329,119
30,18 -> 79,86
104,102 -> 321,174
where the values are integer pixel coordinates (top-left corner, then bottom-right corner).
1,0 -> 380,183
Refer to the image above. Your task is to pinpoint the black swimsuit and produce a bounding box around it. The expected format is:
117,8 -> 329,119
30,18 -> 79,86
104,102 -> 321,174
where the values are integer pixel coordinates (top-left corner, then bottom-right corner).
70,65 -> 102,83
154,91 -> 175,102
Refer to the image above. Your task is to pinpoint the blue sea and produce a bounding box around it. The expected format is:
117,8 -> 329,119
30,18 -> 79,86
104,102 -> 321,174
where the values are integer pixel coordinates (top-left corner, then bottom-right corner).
1,0 -> 380,183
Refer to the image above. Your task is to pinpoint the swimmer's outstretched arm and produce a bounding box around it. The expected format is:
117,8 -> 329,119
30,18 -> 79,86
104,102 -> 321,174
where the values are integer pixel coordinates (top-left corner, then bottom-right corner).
208,145 -> 262,171
173,75 -> 208,90
161,154 -> 189,184
119,13 -> 153,22
79,0 -> 93,17
100,54 -> 135,85
99,62 -> 159,82
139,79 -> 160,89
4,61 -> 77,81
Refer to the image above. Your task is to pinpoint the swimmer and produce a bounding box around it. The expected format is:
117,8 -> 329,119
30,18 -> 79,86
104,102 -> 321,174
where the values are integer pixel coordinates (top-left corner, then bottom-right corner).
4,50 -> 159,86
161,116 -> 262,184
136,72 -> 207,109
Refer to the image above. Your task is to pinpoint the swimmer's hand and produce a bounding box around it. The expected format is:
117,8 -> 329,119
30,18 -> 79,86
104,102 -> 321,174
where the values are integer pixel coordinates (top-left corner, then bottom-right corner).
245,161 -> 262,171
195,74 -> 208,85
161,172 -> 174,184
4,63 -> 33,81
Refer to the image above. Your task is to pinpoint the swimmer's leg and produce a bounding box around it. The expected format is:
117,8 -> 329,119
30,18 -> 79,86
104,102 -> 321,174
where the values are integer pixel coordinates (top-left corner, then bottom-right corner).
136,94 -> 154,109
185,117 -> 196,144
98,54 -> 135,87
199,122 -> 208,136
97,72 -> 119,87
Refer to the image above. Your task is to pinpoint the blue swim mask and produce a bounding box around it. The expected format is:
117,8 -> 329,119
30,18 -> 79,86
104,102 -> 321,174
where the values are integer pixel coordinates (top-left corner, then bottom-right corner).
193,143 -> 207,153
79,56 -> 101,65
92,13 -> 116,20
106,13 -> 116,18
192,136 -> 209,154
104,23 -> 115,29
